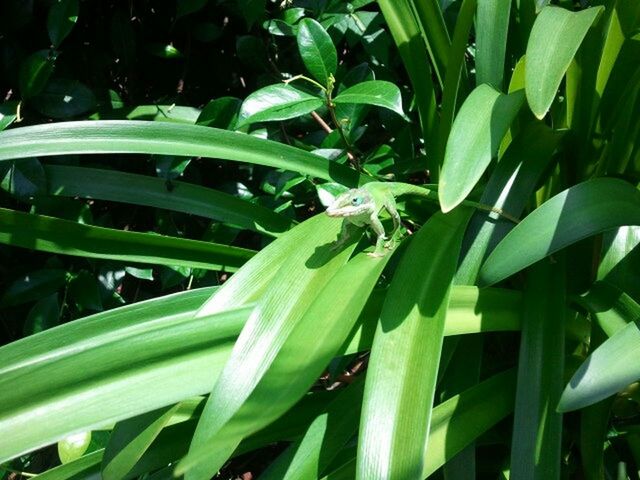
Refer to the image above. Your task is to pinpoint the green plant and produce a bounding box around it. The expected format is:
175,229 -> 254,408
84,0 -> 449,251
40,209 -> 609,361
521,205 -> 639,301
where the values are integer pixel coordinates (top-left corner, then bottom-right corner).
0,0 -> 639,479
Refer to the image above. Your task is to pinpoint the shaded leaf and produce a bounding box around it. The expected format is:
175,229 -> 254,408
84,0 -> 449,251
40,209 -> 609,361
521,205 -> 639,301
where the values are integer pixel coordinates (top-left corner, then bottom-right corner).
47,0 -> 79,47
19,50 -> 56,99
32,78 -> 96,119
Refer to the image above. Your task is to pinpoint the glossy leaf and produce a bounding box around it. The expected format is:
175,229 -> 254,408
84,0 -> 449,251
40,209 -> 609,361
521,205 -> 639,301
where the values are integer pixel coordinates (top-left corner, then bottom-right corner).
440,85 -> 525,213
559,315 -> 640,412
45,165 -> 294,236
19,50 -> 56,99
480,178 -> 640,286
332,80 -> 407,119
0,121 -> 363,186
58,431 -> 91,464
237,84 -> 324,127
0,208 -> 254,271
297,18 -> 337,85
525,6 -> 604,119
357,208 -> 472,479
47,0 -> 79,47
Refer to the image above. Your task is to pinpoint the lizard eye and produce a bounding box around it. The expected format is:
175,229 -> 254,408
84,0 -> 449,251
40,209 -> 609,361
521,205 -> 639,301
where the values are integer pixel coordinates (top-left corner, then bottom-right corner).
351,196 -> 363,206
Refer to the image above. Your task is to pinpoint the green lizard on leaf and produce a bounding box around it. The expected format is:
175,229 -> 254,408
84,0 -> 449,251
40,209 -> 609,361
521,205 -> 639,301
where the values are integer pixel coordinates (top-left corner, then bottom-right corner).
325,182 -> 519,257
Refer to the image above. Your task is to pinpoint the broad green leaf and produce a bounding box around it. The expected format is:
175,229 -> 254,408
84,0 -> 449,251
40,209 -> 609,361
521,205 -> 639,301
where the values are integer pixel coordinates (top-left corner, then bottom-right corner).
0,208 -> 254,271
332,80 -> 407,119
456,121 -> 561,284
475,0 -> 511,89
479,178 -> 640,286
19,50 -> 56,99
47,0 -> 79,47
559,314 -> 640,412
0,287 -> 247,462
102,404 -> 181,480
178,217 -> 386,479
259,379 -> 365,480
377,0 -> 439,177
510,259 -> 565,479
0,121 -> 363,186
237,84 -> 324,127
357,208 -> 472,479
297,18 -> 337,85
525,6 -> 604,119
0,269 -> 67,307
45,165 -> 294,237
32,78 -> 96,119
440,85 -> 525,212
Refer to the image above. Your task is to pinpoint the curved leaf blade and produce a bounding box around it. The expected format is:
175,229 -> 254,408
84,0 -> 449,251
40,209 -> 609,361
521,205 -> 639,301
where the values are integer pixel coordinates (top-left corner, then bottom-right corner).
440,85 -> 524,213
297,18 -> 337,84
0,208 -> 254,271
525,6 -> 604,119
45,165 -> 294,236
559,313 -> 640,412
332,80 -> 407,119
237,84 -> 324,127
0,121 -> 363,186
179,218 -> 387,479
0,288 -> 248,463
357,208 -> 472,479
479,178 -> 640,286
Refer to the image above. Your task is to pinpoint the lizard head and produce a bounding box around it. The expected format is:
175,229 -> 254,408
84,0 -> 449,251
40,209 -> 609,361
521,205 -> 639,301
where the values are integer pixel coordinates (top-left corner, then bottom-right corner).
325,188 -> 373,218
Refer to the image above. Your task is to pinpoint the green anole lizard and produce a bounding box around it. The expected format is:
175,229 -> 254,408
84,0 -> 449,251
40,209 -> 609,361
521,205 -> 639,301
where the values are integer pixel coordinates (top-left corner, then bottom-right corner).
325,182 -> 519,257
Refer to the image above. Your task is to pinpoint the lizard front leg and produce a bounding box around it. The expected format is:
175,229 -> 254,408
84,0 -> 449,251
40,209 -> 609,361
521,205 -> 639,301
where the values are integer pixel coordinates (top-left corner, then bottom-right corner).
331,219 -> 352,251
368,213 -> 387,257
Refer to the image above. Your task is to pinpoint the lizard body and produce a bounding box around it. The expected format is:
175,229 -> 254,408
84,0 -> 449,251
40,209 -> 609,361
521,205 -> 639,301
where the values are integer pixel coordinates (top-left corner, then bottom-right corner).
325,182 -> 518,256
